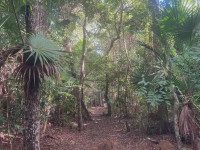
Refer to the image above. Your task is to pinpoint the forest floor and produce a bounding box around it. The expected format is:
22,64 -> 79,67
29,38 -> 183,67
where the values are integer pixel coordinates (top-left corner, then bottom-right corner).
0,106 -> 192,150
40,106 -> 179,150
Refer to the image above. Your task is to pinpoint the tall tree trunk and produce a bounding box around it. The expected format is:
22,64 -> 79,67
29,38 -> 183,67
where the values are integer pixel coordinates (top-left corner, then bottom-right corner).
165,41 -> 182,150
78,15 -> 87,130
23,2 -> 44,149
124,67 -> 129,117
66,36 -> 92,121
123,32 -> 131,117
105,74 -> 111,116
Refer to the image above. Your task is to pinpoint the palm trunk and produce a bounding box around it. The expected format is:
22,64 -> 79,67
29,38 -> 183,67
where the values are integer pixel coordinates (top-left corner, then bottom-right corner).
23,85 -> 40,150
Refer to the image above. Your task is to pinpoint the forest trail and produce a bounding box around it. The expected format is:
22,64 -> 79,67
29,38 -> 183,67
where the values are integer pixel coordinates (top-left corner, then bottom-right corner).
40,106 -> 178,150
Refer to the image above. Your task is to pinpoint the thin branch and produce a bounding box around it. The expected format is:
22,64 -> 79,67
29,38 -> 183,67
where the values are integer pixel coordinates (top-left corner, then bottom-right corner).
106,1 -> 123,55
10,0 -> 24,45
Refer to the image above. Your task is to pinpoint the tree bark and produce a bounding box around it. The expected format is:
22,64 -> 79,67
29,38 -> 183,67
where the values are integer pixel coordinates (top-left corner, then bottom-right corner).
81,100 -> 92,121
105,74 -> 111,116
157,104 -> 169,134
123,33 -> 131,116
23,1 -> 44,149
23,85 -> 40,150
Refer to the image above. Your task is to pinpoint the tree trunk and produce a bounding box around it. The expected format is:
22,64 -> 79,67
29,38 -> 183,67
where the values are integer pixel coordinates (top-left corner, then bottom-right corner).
23,2 -> 44,149
77,15 -> 87,130
157,104 -> 169,134
81,100 -> 92,121
171,85 -> 182,150
66,36 -> 92,121
23,85 -> 40,150
165,41 -> 182,149
105,74 -> 111,116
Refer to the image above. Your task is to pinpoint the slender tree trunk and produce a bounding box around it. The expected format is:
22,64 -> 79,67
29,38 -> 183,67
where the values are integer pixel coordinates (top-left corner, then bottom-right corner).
105,74 -> 111,116
66,36 -> 92,121
165,41 -> 182,150
78,15 -> 87,130
123,33 -> 130,117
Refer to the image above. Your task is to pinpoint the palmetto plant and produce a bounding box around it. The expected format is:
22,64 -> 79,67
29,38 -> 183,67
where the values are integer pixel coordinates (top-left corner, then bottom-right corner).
158,0 -> 200,149
0,0 -> 65,149
12,33 -> 63,150
14,34 -> 63,90
159,0 -> 200,49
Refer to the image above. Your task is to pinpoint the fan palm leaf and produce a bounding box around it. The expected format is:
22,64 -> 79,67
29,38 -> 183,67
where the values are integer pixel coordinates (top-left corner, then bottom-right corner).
14,34 -> 64,88
0,0 -> 24,33
159,0 -> 200,49
24,33 -> 64,66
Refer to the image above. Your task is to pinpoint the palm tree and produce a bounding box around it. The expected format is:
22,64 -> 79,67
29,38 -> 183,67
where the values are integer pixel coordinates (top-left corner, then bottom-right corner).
14,34 -> 62,150
1,1 -> 63,149
136,0 -> 200,149
157,0 -> 200,149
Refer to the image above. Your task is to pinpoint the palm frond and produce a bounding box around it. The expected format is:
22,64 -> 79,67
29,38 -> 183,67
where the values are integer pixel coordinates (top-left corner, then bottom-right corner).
24,33 -> 64,67
0,0 -> 24,29
159,0 -> 200,48
14,62 -> 60,88
14,34 -> 63,88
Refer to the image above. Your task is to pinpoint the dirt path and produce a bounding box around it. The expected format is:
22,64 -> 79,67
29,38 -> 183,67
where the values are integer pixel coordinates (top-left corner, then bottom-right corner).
40,107 -> 179,150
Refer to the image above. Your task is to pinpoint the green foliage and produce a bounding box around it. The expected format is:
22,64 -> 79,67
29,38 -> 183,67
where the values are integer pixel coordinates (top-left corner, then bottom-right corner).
159,0 -> 200,49
126,0 -> 148,32
132,72 -> 171,106
25,33 -> 64,67
172,47 -> 200,99
0,0 -> 25,45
